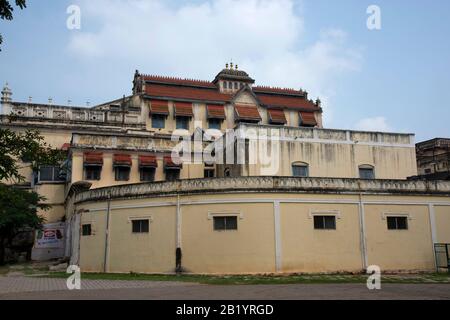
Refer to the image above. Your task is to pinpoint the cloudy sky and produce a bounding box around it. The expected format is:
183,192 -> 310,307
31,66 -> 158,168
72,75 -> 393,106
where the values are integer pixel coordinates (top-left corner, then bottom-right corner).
1,0 -> 449,141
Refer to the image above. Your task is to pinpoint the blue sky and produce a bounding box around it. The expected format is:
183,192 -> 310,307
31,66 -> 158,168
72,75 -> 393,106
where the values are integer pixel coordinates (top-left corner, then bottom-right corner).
0,0 -> 449,141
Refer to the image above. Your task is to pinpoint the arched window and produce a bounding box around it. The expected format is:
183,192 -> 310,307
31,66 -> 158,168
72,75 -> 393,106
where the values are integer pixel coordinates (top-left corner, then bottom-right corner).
359,164 -> 375,179
292,162 -> 309,177
224,168 -> 231,177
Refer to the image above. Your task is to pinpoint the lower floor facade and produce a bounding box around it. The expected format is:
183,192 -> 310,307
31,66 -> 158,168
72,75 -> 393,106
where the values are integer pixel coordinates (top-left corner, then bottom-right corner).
67,177 -> 450,274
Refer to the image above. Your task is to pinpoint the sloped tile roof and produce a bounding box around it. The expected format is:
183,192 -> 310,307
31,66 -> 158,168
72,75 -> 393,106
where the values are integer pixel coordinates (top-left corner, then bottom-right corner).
268,108 -> 287,124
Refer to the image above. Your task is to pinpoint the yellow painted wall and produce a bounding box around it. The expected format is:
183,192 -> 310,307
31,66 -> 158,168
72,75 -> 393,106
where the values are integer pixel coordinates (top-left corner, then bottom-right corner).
280,203 -> 362,273
79,210 -> 107,272
107,206 -> 176,273
181,202 -> 276,274
74,191 -> 450,274
435,206 -> 450,243
364,204 -> 434,271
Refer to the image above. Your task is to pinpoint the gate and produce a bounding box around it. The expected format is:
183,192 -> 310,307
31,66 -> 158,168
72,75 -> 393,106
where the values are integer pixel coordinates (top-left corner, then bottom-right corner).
434,244 -> 450,273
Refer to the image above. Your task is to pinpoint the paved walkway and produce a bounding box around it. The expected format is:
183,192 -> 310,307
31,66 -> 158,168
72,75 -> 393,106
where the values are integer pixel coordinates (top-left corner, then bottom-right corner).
0,276 -> 193,294
1,276 -> 450,299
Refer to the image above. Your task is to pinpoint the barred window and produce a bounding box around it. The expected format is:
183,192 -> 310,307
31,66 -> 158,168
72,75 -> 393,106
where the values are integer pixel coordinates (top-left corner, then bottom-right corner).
213,216 -> 238,231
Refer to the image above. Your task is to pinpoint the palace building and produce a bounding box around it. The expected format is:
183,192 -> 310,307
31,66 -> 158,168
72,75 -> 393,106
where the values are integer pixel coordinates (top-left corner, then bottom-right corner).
1,64 -> 449,274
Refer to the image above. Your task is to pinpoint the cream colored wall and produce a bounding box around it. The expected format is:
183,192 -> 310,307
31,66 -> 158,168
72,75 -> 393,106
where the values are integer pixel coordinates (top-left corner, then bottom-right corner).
181,202 -> 276,274
106,206 -> 176,273
280,203 -> 362,273
79,211 -> 107,272
435,206 -> 450,243
364,204 -> 434,271
246,141 -> 417,179
74,191 -> 450,274
34,184 -> 66,223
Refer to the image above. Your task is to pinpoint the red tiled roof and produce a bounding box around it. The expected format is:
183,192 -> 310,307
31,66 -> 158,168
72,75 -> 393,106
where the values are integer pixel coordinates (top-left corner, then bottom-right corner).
299,112 -> 317,126
145,83 -> 230,103
256,94 -> 318,111
142,74 -> 216,88
150,100 -> 169,115
174,102 -> 194,117
84,152 -> 103,165
139,155 -> 158,168
207,105 -> 226,119
268,109 -> 287,124
235,105 -> 262,121
113,154 -> 132,166
164,156 -> 182,169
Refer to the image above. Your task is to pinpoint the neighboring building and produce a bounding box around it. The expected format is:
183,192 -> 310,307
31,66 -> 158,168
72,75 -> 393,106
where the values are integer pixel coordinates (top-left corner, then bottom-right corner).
415,138 -> 450,180
1,64 -> 449,273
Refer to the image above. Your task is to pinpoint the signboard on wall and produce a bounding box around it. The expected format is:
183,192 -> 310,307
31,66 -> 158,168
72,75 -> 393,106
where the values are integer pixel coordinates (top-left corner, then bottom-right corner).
34,223 -> 65,249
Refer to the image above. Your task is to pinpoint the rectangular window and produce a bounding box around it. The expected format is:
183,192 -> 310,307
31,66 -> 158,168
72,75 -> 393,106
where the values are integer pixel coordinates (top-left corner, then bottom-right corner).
115,166 -> 130,181
213,216 -> 238,231
38,166 -> 64,182
85,166 -> 102,181
313,216 -> 336,230
359,168 -> 375,179
204,169 -> 215,178
82,224 -> 92,236
292,165 -> 309,177
387,216 -> 408,230
165,169 -> 180,181
176,117 -> 190,130
152,115 -> 165,129
132,219 -> 149,233
140,167 -> 155,182
208,119 -> 222,130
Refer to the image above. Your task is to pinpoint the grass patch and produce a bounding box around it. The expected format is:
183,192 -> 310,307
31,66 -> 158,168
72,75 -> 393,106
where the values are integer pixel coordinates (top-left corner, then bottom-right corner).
42,272 -> 450,285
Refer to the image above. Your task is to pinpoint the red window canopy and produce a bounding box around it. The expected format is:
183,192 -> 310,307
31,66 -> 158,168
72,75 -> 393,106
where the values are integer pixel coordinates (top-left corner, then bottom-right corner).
84,152 -> 103,165
150,100 -> 169,115
234,105 -> 262,122
164,156 -> 182,169
268,108 -> 287,124
61,143 -> 71,151
299,112 -> 317,126
139,155 -> 158,168
113,154 -> 132,166
174,102 -> 193,117
207,104 -> 226,119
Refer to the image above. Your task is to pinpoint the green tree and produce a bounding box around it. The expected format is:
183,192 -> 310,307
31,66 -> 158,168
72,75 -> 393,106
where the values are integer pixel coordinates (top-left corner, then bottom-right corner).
0,0 -> 27,51
0,128 -> 64,264
0,128 -> 64,182
0,184 -> 47,265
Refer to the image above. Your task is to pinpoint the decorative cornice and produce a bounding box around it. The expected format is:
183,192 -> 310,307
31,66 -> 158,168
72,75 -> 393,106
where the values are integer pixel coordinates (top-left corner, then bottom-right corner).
74,176 -> 450,204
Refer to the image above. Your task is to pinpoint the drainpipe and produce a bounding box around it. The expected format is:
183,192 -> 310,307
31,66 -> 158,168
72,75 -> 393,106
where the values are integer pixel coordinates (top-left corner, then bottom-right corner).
175,194 -> 182,273
358,193 -> 368,270
103,193 -> 112,273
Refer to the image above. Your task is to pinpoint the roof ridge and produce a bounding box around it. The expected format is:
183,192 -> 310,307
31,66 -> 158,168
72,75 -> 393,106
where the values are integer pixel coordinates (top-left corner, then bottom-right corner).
253,85 -> 305,94
141,74 -> 215,87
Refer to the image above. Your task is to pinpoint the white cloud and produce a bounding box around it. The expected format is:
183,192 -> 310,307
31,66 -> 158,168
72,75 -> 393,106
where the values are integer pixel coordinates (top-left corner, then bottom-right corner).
354,116 -> 392,132
68,0 -> 363,126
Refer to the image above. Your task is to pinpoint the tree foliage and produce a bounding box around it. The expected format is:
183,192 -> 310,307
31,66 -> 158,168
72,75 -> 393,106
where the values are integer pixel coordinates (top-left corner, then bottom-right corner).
0,128 -> 65,182
0,128 -> 63,264
0,0 -> 27,51
0,183 -> 47,264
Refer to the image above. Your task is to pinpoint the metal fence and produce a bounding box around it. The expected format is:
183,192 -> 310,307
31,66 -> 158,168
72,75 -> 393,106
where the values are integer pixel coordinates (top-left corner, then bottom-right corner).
434,244 -> 450,272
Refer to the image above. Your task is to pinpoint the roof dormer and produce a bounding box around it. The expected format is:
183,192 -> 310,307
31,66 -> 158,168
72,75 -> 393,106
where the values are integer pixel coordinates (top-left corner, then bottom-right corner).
213,63 -> 255,94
